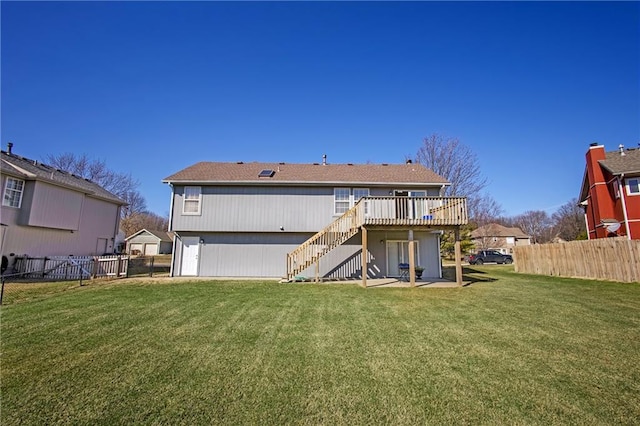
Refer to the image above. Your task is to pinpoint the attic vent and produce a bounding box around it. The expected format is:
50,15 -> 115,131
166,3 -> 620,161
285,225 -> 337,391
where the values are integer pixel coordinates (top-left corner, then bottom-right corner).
258,169 -> 275,178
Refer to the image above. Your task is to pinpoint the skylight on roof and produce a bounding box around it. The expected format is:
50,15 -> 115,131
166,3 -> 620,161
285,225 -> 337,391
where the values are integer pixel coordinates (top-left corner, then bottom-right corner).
258,169 -> 275,178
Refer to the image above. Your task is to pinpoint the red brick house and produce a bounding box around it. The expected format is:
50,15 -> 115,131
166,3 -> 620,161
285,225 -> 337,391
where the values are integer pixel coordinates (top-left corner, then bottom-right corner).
579,143 -> 640,240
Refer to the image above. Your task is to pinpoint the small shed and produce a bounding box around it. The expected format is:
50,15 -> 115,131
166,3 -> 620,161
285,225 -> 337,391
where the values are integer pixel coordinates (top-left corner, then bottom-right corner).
125,229 -> 173,256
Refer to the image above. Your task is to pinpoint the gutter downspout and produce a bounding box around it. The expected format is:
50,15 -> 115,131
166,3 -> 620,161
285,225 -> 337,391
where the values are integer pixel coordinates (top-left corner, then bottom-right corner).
113,205 -> 122,253
167,183 -> 175,233
584,211 -> 591,240
618,175 -> 631,240
167,183 -> 176,276
169,233 -> 178,277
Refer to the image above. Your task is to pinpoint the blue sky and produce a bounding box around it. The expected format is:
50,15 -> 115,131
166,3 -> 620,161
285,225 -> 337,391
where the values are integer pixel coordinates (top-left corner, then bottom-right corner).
2,1 -> 638,217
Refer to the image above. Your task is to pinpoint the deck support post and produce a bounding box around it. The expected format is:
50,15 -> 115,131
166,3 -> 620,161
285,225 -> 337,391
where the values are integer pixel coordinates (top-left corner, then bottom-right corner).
454,227 -> 463,286
408,230 -> 416,287
361,226 -> 368,288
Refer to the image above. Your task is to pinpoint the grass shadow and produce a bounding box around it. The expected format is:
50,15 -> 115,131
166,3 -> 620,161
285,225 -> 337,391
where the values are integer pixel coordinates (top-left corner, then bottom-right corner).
442,265 -> 498,286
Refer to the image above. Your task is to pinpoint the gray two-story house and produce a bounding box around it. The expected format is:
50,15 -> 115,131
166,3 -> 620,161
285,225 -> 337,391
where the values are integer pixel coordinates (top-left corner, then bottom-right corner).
1,145 -> 126,268
163,160 -> 468,286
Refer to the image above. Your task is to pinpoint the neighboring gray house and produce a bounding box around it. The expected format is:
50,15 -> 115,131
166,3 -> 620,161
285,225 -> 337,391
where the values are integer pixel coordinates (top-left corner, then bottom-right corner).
1,145 -> 126,266
471,223 -> 531,254
125,229 -> 173,255
163,160 -> 468,285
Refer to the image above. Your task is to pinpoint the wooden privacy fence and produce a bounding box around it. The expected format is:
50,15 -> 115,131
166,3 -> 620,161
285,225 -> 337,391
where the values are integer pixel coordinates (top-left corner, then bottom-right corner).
514,238 -> 640,283
12,255 -> 129,280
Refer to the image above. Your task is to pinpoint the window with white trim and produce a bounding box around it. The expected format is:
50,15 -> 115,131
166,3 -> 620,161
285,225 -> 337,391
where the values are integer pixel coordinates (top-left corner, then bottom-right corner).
183,186 -> 202,215
3,177 -> 24,208
353,188 -> 370,214
626,178 -> 639,196
334,188 -> 350,214
353,188 -> 370,203
334,188 -> 371,215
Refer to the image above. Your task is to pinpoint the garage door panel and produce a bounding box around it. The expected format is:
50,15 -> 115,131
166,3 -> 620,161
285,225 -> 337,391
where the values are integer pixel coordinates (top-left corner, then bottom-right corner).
144,244 -> 158,255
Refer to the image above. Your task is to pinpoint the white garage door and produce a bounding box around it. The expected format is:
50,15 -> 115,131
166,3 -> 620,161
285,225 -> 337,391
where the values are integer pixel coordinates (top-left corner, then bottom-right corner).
144,244 -> 158,256
130,243 -> 143,254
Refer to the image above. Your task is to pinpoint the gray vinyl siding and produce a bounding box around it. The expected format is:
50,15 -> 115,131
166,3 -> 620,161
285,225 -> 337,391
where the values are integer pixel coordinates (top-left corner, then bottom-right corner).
170,185 -> 443,233
173,232 -> 312,277
171,186 -> 333,233
173,230 -> 441,279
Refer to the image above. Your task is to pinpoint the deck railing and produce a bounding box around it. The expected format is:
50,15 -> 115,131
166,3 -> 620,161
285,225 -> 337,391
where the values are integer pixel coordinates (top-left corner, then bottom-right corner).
363,196 -> 468,226
286,196 -> 467,280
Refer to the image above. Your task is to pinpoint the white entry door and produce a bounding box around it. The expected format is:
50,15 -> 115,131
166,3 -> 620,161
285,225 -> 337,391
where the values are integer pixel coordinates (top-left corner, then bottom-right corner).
181,237 -> 200,276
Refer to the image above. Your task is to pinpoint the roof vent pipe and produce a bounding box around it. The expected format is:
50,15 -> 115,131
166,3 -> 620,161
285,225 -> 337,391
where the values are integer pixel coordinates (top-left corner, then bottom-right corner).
619,144 -> 625,156
7,142 -> 13,154
322,154 -> 327,165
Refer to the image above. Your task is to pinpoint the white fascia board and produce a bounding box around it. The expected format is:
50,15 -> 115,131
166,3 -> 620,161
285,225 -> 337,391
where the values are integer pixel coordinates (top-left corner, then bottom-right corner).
161,180 -> 451,187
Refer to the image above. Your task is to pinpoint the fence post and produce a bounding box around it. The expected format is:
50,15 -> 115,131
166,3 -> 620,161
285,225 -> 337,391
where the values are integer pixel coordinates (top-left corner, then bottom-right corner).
0,276 -> 5,306
116,255 -> 122,277
42,257 -> 48,278
149,256 -> 154,277
91,257 -> 98,279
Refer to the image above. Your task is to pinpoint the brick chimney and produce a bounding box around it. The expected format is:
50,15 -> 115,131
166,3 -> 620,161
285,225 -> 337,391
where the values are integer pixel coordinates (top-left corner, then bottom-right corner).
584,143 -> 616,238
585,143 -> 606,186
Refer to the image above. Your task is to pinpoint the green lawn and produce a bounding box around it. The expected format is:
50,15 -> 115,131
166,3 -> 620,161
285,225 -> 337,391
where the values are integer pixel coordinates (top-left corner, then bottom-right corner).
2,267 -> 639,424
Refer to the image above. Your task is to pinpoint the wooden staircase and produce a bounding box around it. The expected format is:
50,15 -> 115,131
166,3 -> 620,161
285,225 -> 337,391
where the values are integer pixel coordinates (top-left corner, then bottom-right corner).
285,196 -> 468,281
286,200 -> 365,280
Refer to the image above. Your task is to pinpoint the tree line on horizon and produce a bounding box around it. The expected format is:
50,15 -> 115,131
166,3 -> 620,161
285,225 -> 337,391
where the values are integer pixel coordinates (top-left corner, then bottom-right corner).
46,134 -> 585,243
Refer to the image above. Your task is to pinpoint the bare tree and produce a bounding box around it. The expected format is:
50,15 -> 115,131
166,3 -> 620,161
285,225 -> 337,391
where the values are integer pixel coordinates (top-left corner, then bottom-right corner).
121,190 -> 147,219
514,210 -> 554,244
469,194 -> 504,227
45,152 -> 145,218
120,212 -> 169,237
415,134 -> 487,198
415,134 -> 491,255
552,198 -> 587,241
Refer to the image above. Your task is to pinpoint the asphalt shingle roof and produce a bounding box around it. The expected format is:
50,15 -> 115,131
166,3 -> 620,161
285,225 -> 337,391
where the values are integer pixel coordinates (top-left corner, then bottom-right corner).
163,162 -> 449,186
600,147 -> 640,175
1,150 -> 126,205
